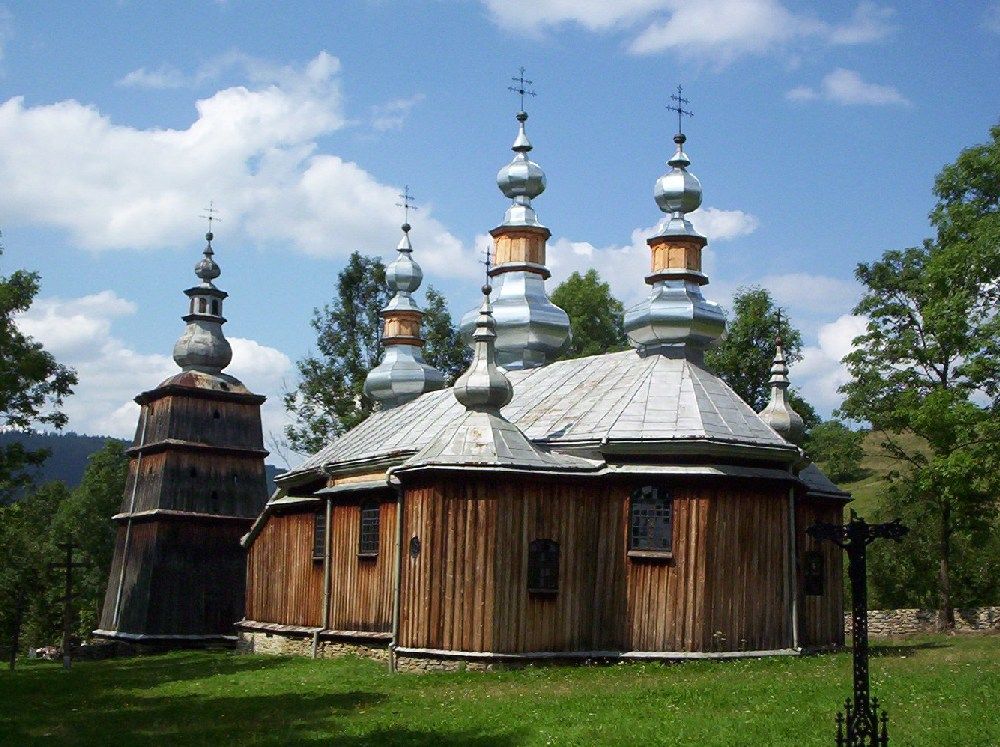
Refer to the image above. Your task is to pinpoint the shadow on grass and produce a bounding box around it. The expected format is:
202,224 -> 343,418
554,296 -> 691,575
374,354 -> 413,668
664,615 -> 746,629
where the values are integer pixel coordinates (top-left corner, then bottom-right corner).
333,728 -> 524,746
869,641 -> 949,658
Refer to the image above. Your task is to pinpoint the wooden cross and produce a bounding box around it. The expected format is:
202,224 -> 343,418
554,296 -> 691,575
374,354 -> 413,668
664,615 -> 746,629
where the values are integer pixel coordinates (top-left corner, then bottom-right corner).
48,541 -> 91,670
395,185 -> 418,225
667,84 -> 693,135
508,66 -> 537,111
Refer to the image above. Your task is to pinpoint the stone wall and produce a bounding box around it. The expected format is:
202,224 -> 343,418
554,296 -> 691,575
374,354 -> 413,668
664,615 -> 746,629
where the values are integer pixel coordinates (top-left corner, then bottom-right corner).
238,631 -> 389,662
844,607 -> 1000,637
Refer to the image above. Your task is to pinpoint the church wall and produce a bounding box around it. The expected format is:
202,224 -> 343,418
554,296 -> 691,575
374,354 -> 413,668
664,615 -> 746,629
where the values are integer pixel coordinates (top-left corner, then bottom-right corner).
398,474 -> 795,655
326,498 -> 397,633
137,396 -> 265,452
796,499 -> 845,648
245,511 -> 324,628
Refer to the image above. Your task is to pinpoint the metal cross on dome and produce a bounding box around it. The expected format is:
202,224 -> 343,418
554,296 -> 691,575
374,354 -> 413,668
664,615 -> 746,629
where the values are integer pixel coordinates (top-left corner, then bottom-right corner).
481,245 -> 493,287
396,185 -> 418,224
666,84 -> 693,135
200,201 -> 222,241
508,66 -> 537,111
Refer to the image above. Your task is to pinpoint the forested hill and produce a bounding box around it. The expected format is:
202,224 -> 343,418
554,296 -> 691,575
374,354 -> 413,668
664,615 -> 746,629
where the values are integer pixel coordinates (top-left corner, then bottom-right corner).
1,431 -> 284,499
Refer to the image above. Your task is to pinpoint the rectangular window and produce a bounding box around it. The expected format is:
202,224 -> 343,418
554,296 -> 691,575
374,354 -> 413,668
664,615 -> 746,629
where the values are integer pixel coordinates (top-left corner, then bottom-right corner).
803,549 -> 825,596
527,539 -> 559,595
628,485 -> 673,557
312,508 -> 326,562
358,501 -> 380,557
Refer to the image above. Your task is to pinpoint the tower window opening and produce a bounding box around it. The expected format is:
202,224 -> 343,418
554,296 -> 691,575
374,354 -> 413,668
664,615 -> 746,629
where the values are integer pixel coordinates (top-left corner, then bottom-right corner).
198,298 -> 207,313
213,409 -> 221,419
211,299 -> 220,315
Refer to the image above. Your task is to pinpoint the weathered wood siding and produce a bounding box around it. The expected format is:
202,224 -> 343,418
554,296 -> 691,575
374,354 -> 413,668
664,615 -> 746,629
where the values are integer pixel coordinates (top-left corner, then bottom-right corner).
326,500 -> 397,632
246,512 -> 324,627
398,475 -> 793,654
135,396 -> 264,451
797,499 -> 845,648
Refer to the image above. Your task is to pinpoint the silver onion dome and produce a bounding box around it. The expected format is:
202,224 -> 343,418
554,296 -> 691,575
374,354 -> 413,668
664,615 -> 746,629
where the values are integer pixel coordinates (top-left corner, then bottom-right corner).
496,112 -> 546,228
453,285 -> 514,410
654,134 -> 703,217
758,338 -> 806,444
173,233 -> 233,374
363,222 -> 446,409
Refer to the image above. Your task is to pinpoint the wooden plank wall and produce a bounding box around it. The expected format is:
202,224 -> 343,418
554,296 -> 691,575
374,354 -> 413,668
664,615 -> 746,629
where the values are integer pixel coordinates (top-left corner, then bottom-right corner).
326,500 -> 397,632
797,499 -> 846,648
138,397 -> 264,451
245,513 -> 324,627
399,476 -> 793,654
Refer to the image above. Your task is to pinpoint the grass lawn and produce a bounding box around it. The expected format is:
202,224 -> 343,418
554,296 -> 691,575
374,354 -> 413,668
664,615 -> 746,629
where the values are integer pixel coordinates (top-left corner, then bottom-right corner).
2,634 -> 997,746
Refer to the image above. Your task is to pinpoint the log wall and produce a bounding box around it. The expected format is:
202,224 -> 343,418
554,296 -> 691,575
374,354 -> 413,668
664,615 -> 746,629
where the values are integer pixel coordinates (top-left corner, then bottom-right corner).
245,512 -> 324,628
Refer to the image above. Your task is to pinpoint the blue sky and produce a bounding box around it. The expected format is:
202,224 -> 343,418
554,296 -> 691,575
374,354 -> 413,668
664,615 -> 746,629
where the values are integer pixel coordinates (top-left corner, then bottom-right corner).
2,1 -> 998,462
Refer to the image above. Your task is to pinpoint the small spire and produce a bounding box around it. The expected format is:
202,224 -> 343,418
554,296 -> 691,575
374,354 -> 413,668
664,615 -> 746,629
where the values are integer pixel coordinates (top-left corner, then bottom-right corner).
453,284 -> 514,411
196,203 -> 222,285
497,67 -> 546,228
173,222 -> 232,374
758,312 -> 805,443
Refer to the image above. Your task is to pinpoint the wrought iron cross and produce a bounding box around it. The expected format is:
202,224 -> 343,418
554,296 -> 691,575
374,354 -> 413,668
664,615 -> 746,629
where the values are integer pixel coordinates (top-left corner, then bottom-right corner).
48,540 -> 91,670
667,84 -> 693,135
775,308 -> 784,347
481,245 -> 493,286
508,66 -> 537,111
396,185 -> 418,225
807,510 -> 908,746
200,201 -> 221,240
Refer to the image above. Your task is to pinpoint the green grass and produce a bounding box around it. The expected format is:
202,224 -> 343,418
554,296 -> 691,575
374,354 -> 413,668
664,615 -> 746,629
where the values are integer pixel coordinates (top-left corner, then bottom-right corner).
2,635 -> 998,745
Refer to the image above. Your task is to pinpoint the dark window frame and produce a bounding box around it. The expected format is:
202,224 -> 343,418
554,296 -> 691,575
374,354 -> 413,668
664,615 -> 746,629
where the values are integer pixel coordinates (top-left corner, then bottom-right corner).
527,538 -> 560,595
358,500 -> 380,558
628,485 -> 673,559
312,507 -> 326,562
803,549 -> 825,596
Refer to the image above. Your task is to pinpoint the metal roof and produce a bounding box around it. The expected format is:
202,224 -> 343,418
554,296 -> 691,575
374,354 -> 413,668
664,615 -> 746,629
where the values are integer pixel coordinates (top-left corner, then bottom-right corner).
285,348 -> 794,480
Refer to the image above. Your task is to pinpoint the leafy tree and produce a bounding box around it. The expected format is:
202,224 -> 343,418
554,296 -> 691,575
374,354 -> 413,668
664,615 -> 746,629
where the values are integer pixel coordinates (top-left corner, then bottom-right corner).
0,249 -> 77,501
805,420 -> 868,483
0,481 -> 68,668
550,269 -> 627,360
705,287 -> 816,425
50,440 -> 128,638
838,126 -> 1000,628
284,252 -> 389,454
422,285 -> 471,383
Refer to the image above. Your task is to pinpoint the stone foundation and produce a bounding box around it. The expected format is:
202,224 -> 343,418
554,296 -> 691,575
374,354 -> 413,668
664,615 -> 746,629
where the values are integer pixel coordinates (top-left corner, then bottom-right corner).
238,630 -> 389,661
845,606 -> 1000,637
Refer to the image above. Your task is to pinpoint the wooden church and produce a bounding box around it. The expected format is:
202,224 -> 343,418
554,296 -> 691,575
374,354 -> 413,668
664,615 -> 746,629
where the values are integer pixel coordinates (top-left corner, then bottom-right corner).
237,103 -> 850,671
95,230 -> 269,645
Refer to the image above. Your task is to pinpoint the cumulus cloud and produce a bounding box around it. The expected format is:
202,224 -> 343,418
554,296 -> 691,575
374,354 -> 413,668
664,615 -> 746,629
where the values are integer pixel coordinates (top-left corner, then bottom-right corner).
786,68 -> 910,106
0,51 -> 477,279
117,65 -> 188,90
15,291 -> 294,443
481,1 -> 893,62
758,272 -> 860,319
791,313 -> 868,414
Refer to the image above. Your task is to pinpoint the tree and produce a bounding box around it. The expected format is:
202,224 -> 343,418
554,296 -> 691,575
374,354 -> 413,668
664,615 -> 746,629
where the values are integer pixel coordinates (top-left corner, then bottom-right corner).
550,269 -> 627,360
838,126 -> 1000,629
0,248 -> 77,501
50,440 -> 128,638
805,420 -> 867,483
0,481 -> 68,668
705,287 -> 816,424
284,252 -> 389,454
422,285 -> 471,383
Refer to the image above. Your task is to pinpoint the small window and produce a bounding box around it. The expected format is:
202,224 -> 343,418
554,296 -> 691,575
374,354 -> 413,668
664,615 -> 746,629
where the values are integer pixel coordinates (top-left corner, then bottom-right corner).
198,298 -> 207,313
358,501 -> 379,557
803,550 -> 825,596
313,508 -> 326,561
527,539 -> 559,595
629,486 -> 672,556
212,409 -> 221,419
211,299 -> 220,315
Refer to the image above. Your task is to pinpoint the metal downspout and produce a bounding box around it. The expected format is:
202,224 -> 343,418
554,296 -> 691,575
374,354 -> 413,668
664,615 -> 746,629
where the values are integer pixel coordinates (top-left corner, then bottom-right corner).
788,464 -> 800,651
389,481 -> 404,673
112,404 -> 149,629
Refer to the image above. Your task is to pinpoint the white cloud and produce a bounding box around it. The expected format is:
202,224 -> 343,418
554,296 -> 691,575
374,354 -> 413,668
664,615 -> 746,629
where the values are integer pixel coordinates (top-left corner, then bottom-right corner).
370,93 -> 425,131
117,65 -> 187,90
481,1 -> 893,62
791,313 -> 867,414
786,68 -> 910,106
15,291 -> 294,444
0,51 -> 478,279
758,272 -> 860,318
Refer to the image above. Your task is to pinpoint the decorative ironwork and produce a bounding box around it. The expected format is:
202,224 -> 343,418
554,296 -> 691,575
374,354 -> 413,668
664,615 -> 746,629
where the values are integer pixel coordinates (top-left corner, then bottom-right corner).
508,66 -> 536,111
808,510 -> 908,746
48,540 -> 91,670
666,84 -> 693,135
629,486 -> 672,552
395,185 -> 418,225
358,501 -> 380,556
527,538 -> 559,594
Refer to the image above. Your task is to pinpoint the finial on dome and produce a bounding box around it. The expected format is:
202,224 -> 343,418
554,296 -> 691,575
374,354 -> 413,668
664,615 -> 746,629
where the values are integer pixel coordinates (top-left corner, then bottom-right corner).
497,67 -> 546,228
453,282 -> 513,411
654,88 -> 702,231
196,202 -> 223,284
758,310 -> 805,443
173,220 -> 232,374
